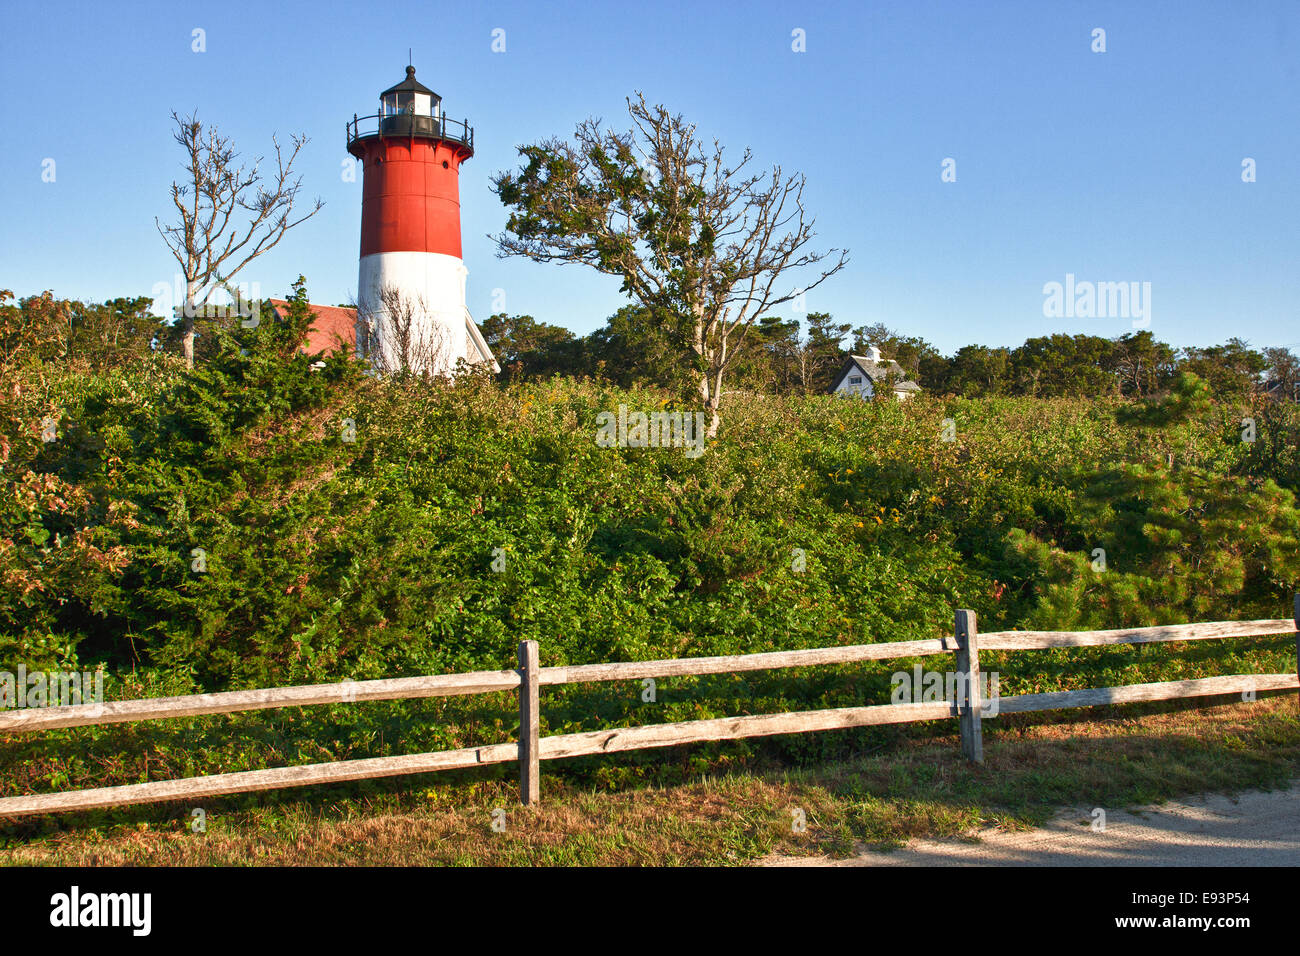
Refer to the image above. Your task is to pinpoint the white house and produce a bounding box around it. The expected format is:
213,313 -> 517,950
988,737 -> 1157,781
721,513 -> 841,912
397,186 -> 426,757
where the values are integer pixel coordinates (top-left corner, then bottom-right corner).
828,347 -> 922,401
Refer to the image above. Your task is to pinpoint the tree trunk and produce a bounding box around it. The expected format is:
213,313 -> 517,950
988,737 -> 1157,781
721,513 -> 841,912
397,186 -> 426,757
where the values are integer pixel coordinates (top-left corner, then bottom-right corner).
705,401 -> 720,440
705,364 -> 724,440
182,282 -> 198,369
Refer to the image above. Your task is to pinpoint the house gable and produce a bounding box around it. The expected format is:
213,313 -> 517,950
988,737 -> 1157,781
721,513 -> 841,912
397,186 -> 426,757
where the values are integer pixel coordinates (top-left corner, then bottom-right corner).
828,353 -> 921,400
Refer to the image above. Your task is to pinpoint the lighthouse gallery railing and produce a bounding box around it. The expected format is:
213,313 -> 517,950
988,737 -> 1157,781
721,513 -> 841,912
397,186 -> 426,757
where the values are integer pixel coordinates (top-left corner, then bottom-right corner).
347,112 -> 474,151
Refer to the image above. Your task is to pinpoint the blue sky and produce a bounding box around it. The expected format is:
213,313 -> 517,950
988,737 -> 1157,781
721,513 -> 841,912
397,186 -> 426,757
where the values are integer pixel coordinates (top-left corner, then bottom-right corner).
1,0 -> 1297,354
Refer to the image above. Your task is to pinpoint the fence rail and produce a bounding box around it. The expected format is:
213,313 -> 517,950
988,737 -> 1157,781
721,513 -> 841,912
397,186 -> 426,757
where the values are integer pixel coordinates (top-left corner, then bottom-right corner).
1,599 -> 1297,818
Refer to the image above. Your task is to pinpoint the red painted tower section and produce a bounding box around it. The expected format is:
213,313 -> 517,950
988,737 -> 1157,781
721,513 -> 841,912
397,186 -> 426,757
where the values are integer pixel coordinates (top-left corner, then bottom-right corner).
352,136 -> 471,260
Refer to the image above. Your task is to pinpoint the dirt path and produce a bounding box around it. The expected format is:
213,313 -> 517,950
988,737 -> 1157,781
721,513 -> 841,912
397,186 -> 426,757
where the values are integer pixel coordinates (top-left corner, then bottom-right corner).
761,783 -> 1300,867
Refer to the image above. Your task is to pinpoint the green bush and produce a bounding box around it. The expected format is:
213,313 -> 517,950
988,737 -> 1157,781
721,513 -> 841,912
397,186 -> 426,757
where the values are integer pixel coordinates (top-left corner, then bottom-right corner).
2,288 -> 1297,692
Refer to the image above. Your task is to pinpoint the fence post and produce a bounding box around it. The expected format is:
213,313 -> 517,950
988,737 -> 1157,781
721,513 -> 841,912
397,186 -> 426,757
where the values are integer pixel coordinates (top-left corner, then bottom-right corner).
518,640 -> 540,805
1294,594 -> 1299,708
954,609 -> 984,764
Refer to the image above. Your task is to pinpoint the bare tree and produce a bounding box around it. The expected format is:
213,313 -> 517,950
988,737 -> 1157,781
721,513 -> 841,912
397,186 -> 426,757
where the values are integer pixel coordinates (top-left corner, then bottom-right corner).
794,342 -> 834,395
492,93 -> 848,437
360,285 -> 458,380
156,111 -> 323,367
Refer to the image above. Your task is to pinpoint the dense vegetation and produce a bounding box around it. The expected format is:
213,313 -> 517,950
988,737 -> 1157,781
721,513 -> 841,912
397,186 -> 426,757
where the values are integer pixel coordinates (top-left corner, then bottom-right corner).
484,308 -> 1300,403
2,281 -> 1298,805
5,282 -> 1300,680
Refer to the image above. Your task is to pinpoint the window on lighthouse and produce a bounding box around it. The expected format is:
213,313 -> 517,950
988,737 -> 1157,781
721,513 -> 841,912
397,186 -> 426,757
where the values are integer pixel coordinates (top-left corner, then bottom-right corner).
383,91 -> 434,117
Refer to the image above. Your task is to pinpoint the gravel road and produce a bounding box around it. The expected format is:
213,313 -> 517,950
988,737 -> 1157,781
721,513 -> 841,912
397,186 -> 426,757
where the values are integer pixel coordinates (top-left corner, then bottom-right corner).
761,783 -> 1300,866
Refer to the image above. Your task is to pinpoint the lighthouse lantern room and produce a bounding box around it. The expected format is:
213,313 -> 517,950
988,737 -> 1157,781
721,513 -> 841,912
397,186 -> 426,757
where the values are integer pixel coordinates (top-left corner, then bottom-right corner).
379,66 -> 440,134
346,65 -> 497,377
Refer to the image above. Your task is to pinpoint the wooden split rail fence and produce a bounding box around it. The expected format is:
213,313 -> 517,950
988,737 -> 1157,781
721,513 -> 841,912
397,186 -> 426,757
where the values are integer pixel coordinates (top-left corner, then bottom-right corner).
1,598 -> 1297,818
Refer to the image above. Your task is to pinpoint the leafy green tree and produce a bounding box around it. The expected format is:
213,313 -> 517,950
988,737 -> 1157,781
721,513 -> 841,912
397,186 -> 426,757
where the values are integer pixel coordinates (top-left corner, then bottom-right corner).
1105,330 -> 1177,397
1240,391 -> 1300,493
944,345 -> 1011,397
69,296 -> 160,368
491,93 -> 847,436
1261,346 -> 1300,401
0,291 -> 164,374
0,290 -> 70,371
586,304 -> 695,392
728,315 -> 797,392
1009,334 -> 1116,397
800,312 -> 851,393
1179,338 -> 1268,400
480,313 -> 579,379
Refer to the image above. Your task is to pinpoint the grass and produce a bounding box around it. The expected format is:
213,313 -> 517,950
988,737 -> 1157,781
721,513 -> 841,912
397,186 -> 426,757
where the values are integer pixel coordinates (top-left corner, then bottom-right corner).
2,693 -> 1297,866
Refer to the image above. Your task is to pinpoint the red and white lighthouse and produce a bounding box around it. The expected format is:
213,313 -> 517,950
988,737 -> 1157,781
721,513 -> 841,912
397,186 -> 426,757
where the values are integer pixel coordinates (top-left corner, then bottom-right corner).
347,66 -> 497,376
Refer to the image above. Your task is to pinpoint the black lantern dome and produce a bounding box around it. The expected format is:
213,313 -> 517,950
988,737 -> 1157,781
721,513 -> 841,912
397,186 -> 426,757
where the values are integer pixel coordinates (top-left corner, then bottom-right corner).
381,66 -> 441,119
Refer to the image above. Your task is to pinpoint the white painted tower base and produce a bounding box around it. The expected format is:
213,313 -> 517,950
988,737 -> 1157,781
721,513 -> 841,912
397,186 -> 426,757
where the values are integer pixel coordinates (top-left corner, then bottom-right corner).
356,251 -> 472,376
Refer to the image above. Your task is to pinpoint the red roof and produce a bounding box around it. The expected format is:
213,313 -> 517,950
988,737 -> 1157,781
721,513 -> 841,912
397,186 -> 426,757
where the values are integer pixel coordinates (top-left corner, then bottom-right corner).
269,299 -> 357,356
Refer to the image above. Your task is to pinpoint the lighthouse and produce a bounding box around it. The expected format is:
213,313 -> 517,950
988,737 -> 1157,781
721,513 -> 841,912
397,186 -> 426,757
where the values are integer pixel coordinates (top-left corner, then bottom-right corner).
346,66 -> 497,376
